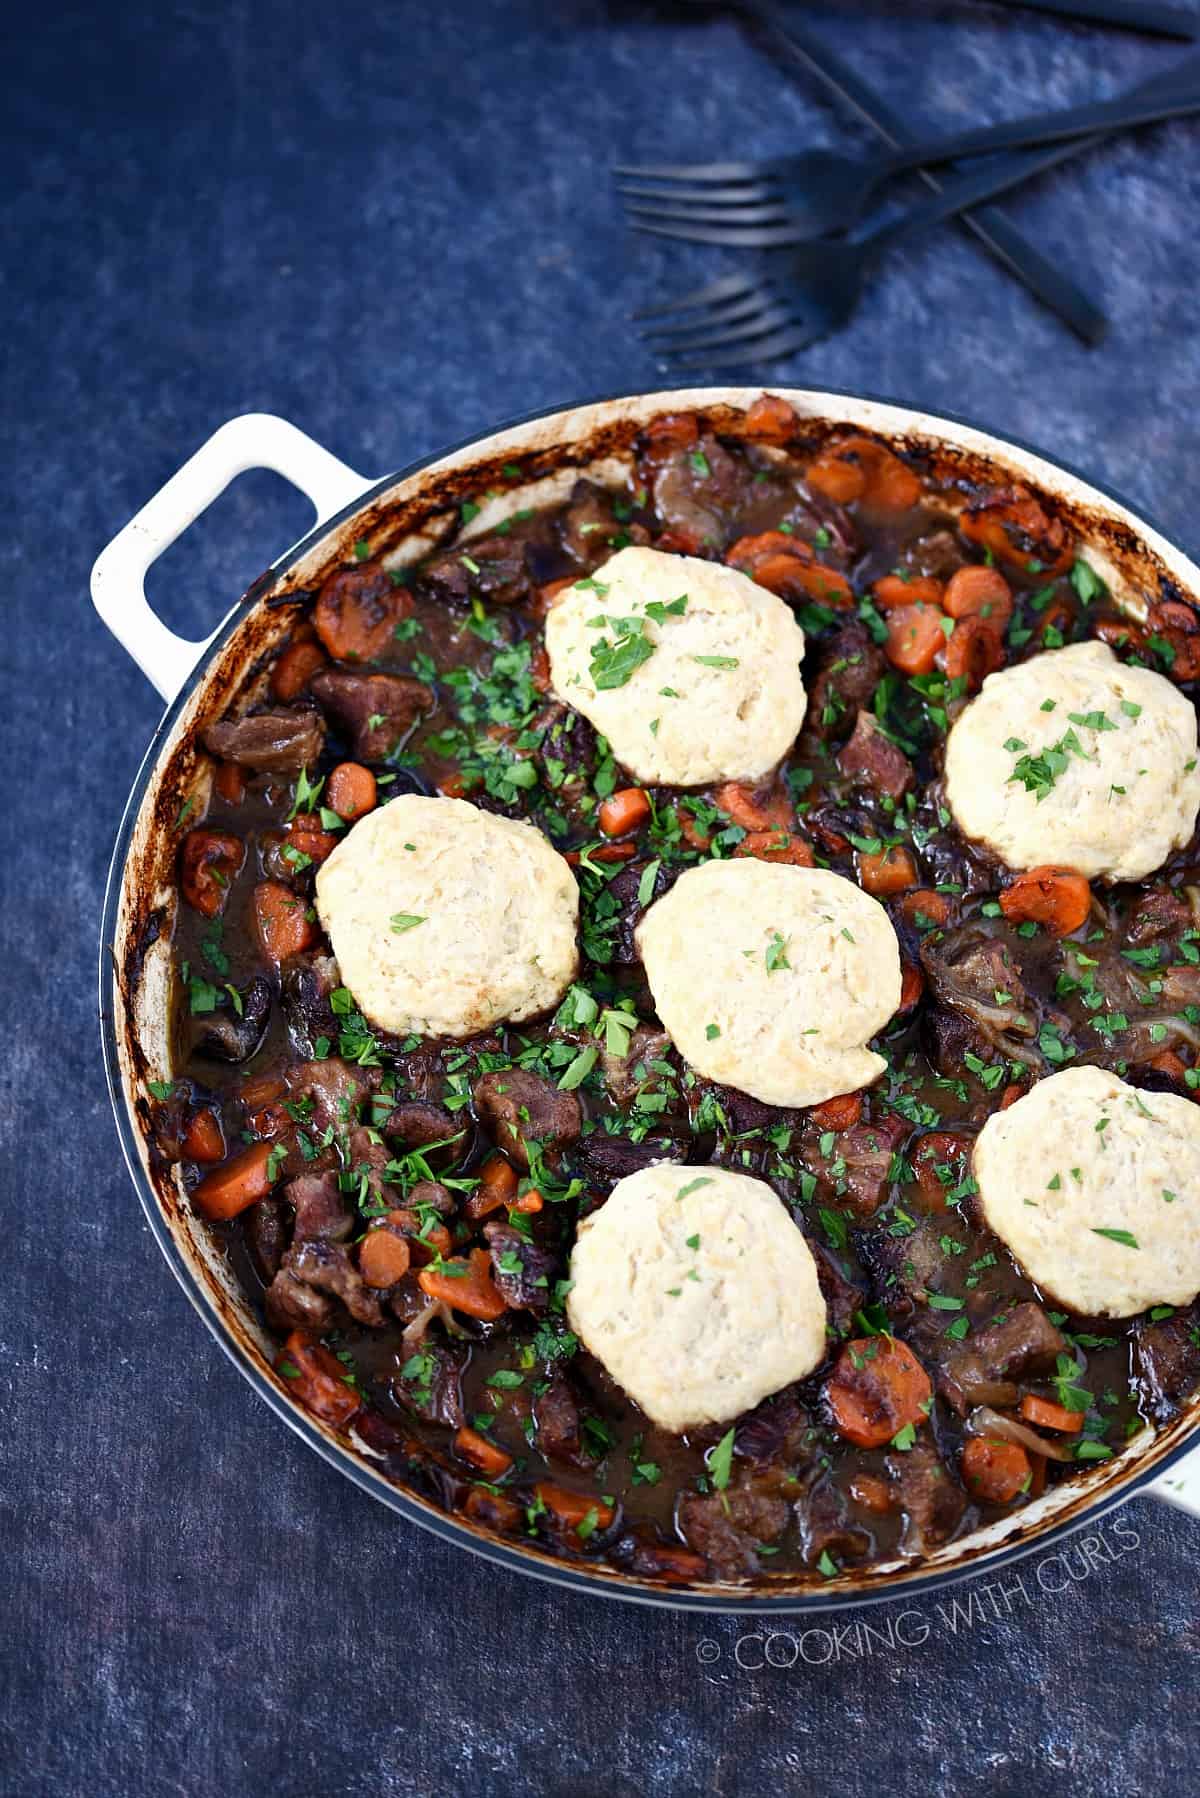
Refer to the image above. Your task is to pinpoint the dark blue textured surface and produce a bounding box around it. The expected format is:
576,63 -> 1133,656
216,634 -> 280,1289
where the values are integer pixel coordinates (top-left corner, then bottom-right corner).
5,3 -> 1200,1793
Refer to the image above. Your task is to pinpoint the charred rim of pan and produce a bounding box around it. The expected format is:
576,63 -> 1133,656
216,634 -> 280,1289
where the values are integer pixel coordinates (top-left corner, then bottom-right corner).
100,384 -> 1200,1612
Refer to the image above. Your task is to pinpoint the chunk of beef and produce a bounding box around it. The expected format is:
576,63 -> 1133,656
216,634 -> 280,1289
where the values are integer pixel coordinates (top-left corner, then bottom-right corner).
896,527 -> 968,585
1158,963 -> 1200,1011
290,1057 -> 372,1135
421,532 -> 530,605
677,1480 -> 790,1580
285,1171 -> 353,1243
559,479 -> 649,565
245,1195 -> 288,1284
811,1242 -> 867,1342
281,952 -> 340,1056
483,1219 -> 557,1311
1133,1302 -> 1200,1422
607,858 -> 672,964
535,702 -> 598,797
734,1389 -> 813,1469
384,1099 -> 467,1168
203,706 -> 326,773
807,622 -> 885,741
278,1237 -> 383,1327
837,709 -> 914,800
310,667 -> 433,763
921,927 -> 1041,1070
796,1475 -> 872,1567
573,1130 -> 686,1192
345,1125 -> 395,1209
803,1114 -> 908,1219
885,1441 -> 966,1555
1125,888 -> 1192,945
265,1267 -> 335,1333
533,1375 -> 588,1465
857,1219 -> 948,1338
472,1068 -> 581,1170
603,1025 -> 674,1108
193,975 -> 271,1064
649,432 -> 758,549
938,1302 -> 1067,1415
694,1081 -> 787,1137
392,1341 -> 466,1427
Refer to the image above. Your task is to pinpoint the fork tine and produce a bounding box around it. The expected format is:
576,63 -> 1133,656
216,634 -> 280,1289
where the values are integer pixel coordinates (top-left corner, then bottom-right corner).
639,287 -> 777,346
630,269 -> 758,322
612,158 -> 766,182
663,321 -> 821,369
630,218 -> 806,250
623,199 -> 792,228
647,299 -> 798,356
615,178 -> 778,204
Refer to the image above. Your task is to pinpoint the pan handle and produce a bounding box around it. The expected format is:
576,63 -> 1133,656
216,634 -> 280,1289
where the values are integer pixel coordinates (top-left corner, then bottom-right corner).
1147,1444 -> 1200,1519
91,413 -> 372,703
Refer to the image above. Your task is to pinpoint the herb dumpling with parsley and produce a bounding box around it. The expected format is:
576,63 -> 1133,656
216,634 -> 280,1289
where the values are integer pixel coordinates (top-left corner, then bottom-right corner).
636,860 -> 901,1108
944,640 -> 1200,882
543,544 -> 807,787
567,1165 -> 828,1432
314,795 -> 578,1038
973,1066 -> 1200,1316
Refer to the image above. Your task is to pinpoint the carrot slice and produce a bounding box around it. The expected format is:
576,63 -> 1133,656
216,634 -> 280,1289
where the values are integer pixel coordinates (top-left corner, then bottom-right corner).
530,643 -> 552,693
734,829 -> 815,866
598,787 -> 651,838
942,564 -> 1013,633
715,781 -> 793,833
885,603 -> 945,677
270,639 -> 328,701
534,1482 -> 615,1535
826,1336 -> 933,1449
313,565 -> 406,662
677,809 -> 713,852
911,1131 -> 971,1213
253,879 -> 318,962
1019,1394 -> 1085,1433
999,866 -> 1091,937
898,962 -> 924,1010
726,529 -> 805,565
563,841 -> 638,865
857,845 -> 917,898
741,393 -> 799,441
998,1081 -> 1026,1110
213,761 -> 247,805
181,1108 -> 225,1164
960,484 -> 1073,577
464,1153 -> 520,1222
941,614 -> 1004,690
193,1140 -> 277,1221
849,1473 -> 894,1514
417,1248 -> 507,1321
455,1426 -> 515,1478
286,813 -> 339,864
358,1225 -> 412,1288
961,1436 -> 1032,1504
180,829 -> 245,919
807,436 -> 921,513
897,888 -> 951,930
510,1187 -> 544,1215
872,573 -> 945,610
530,575 -> 575,620
276,1332 -> 359,1429
809,1092 -> 863,1132
325,761 -> 377,821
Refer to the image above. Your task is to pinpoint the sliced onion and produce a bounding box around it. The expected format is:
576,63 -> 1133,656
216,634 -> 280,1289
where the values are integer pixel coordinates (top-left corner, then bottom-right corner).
965,1405 -> 1075,1463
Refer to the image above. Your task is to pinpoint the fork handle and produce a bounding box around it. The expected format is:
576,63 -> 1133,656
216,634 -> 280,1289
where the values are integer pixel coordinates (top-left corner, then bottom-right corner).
868,108 -> 1198,256
747,4 -> 1107,341
883,84 -> 1200,176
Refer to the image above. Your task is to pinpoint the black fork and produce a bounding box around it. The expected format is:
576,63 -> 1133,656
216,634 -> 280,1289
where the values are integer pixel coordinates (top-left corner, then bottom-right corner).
638,132 -> 1114,367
